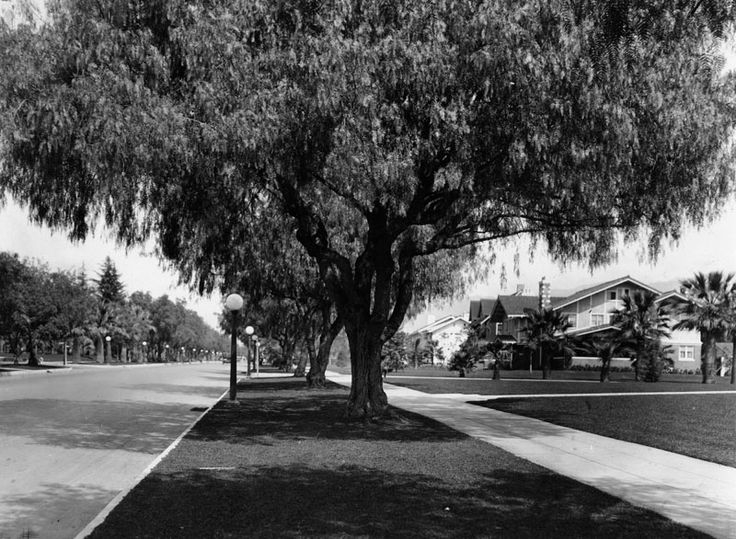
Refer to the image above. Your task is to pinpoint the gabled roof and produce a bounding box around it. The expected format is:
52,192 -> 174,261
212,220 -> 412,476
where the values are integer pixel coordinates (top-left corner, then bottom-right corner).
655,290 -> 686,304
469,300 -> 480,320
495,295 -> 540,316
553,276 -> 660,311
410,315 -> 469,335
470,298 -> 497,321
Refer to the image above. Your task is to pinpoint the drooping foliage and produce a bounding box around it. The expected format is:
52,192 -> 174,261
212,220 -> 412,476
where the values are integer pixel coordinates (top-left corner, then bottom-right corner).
1,0 -> 735,415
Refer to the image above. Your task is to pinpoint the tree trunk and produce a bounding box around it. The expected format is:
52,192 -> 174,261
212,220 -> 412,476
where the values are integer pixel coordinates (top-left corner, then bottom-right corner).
345,323 -> 387,419
701,332 -> 716,384
105,339 -> 112,364
541,346 -> 551,379
121,344 -> 128,363
96,335 -> 104,363
458,368 -> 466,378
293,351 -> 308,377
600,358 -> 611,382
731,334 -> 735,385
308,315 -> 342,388
492,361 -> 501,380
72,337 -> 82,362
26,334 -> 39,367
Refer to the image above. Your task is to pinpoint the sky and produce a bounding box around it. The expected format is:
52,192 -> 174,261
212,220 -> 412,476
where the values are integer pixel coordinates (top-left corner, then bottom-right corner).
2,196 -> 735,333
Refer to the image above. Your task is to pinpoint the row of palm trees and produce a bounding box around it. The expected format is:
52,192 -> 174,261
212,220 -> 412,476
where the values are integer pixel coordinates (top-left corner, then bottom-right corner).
524,271 -> 736,384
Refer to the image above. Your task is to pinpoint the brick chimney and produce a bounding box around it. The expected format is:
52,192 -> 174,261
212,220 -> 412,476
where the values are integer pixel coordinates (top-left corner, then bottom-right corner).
539,277 -> 551,309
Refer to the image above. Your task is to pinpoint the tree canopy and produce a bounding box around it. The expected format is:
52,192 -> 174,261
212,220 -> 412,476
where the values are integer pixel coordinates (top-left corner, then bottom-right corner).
1,0 -> 735,416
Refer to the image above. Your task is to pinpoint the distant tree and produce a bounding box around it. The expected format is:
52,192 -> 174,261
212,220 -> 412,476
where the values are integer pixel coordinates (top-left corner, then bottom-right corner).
381,331 -> 409,377
46,268 -> 95,361
674,272 -> 735,384
0,253 -> 28,357
0,258 -> 59,366
94,257 -> 125,304
434,346 -> 446,367
574,336 -> 633,382
523,308 -> 572,379
449,328 -> 482,377
92,258 -> 126,363
611,290 -> 671,382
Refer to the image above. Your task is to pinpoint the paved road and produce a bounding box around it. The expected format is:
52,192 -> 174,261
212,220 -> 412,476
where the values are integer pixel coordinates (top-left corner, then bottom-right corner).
0,362 -> 230,539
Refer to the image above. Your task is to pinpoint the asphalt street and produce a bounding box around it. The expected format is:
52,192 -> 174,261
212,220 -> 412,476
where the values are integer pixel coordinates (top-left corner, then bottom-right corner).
0,362 -> 231,539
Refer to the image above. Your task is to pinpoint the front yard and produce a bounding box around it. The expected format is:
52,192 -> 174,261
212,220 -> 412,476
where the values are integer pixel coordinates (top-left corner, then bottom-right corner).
381,371 -> 736,467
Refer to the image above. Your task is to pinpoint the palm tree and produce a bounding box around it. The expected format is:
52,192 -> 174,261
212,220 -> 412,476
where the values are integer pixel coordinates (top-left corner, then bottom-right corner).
611,290 -> 670,381
574,336 -> 632,382
523,307 -> 572,379
674,272 -> 735,384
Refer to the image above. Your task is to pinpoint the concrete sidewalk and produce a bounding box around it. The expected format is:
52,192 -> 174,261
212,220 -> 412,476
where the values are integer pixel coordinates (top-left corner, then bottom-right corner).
327,371 -> 736,539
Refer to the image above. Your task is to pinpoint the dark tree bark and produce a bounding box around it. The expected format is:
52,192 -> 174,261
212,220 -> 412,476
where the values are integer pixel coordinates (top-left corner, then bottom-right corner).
307,311 -> 342,388
492,360 -> 501,380
96,335 -> 104,363
541,346 -> 551,380
344,318 -> 389,418
72,337 -> 82,362
600,358 -> 611,382
26,334 -> 39,367
731,335 -> 735,385
702,332 -> 716,384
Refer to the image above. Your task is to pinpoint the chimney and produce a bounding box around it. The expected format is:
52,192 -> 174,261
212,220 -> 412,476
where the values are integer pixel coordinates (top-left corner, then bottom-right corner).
539,277 -> 551,309
516,284 -> 525,295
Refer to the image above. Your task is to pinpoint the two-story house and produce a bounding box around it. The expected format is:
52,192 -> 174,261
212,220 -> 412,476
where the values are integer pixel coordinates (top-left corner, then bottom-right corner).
470,276 -> 703,371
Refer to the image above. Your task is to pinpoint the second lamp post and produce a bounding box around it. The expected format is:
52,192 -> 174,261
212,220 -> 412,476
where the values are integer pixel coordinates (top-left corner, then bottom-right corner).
224,293 -> 244,403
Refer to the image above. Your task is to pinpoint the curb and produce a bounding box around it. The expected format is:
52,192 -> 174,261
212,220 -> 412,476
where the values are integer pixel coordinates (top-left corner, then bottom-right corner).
73,380 -> 235,539
0,366 -> 73,377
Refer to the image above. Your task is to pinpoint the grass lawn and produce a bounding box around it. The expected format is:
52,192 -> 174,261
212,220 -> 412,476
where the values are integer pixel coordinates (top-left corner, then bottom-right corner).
89,377 -> 707,538
384,374 -> 736,396
476,393 -> 736,468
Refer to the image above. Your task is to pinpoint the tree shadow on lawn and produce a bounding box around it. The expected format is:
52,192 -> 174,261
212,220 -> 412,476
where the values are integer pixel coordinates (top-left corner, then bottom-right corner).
190,380 -> 467,445
89,465 -> 707,539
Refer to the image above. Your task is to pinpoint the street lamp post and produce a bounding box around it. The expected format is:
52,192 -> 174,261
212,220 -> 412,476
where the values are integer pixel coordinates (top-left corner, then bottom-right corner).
105,335 -> 112,364
245,326 -> 254,378
142,341 -> 148,363
225,294 -> 244,403
251,334 -> 259,377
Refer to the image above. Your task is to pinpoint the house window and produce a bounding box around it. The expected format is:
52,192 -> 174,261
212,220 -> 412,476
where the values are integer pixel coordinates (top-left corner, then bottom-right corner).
679,346 -> 695,361
495,322 -> 503,335
591,314 -> 605,326
609,291 -> 617,301
623,288 -> 630,297
563,313 -> 576,327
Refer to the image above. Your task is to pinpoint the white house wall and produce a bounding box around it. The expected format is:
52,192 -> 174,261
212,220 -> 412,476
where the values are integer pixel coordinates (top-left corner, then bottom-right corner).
429,319 -> 468,365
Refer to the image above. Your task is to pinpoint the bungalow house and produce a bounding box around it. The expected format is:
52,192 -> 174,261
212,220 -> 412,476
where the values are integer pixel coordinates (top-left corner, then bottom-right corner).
470,276 -> 703,371
555,278 -> 702,370
407,315 -> 470,366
